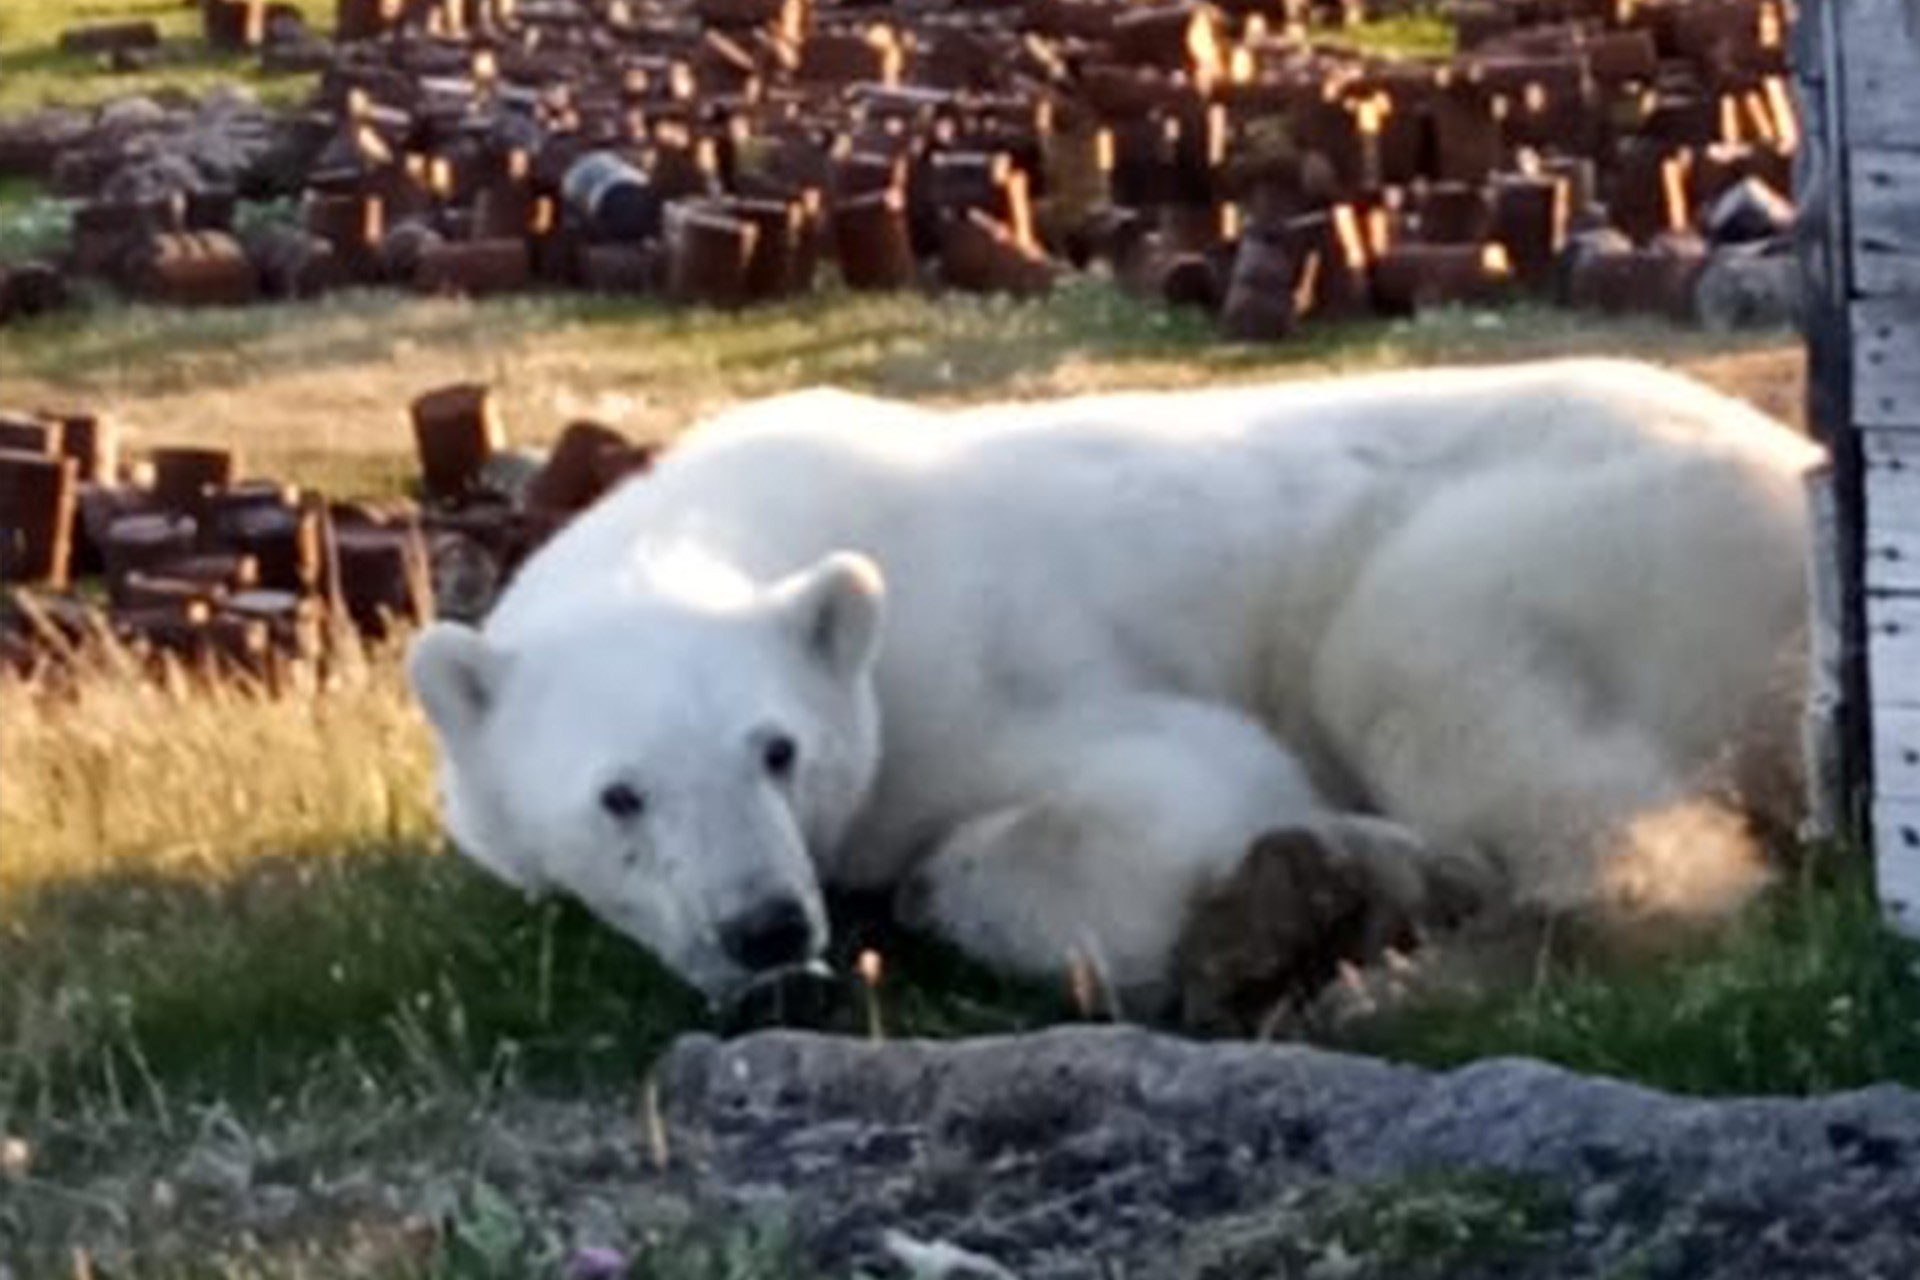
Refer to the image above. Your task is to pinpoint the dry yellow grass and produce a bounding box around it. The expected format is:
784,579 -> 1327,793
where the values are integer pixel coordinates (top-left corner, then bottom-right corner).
0,639 -> 436,893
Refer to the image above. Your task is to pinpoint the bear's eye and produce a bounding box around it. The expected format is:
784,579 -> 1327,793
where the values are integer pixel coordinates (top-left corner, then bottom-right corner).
762,734 -> 798,779
599,782 -> 647,821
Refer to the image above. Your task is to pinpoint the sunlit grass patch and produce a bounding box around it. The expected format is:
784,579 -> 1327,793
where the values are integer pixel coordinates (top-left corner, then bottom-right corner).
0,281 -> 1794,501
1322,9 -> 1457,59
0,0 -> 331,114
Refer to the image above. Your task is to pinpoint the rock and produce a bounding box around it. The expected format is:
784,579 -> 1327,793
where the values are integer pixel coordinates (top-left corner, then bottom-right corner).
649,1028 -> 1920,1279
57,22 -> 161,56
0,263 -> 71,325
1695,239 -> 1802,332
0,110 -> 93,180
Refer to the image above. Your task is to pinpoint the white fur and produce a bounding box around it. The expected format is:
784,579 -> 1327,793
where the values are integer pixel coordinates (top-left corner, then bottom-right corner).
409,359 -> 1821,1004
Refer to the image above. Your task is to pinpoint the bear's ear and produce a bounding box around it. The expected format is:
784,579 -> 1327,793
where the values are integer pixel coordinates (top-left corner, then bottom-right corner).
771,551 -> 886,681
407,622 -> 509,745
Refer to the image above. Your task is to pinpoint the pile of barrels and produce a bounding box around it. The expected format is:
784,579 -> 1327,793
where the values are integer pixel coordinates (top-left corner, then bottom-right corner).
6,0 -> 1798,334
0,386 -> 655,680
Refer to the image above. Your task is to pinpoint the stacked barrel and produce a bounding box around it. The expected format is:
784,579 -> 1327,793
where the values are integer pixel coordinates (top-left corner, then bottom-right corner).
0,387 -> 656,679
1,0 -> 1796,334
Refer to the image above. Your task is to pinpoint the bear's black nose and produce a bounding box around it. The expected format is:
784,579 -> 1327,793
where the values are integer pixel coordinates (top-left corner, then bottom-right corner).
718,896 -> 815,972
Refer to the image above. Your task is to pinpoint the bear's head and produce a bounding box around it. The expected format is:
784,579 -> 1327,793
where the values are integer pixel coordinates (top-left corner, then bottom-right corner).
406,551 -> 886,1003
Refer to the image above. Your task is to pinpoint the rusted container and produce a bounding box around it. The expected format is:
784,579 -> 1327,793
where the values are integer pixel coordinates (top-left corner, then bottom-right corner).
377,221 -> 444,284
134,233 -> 260,308
720,197 -> 808,300
72,197 -> 186,279
208,483 -> 321,591
328,521 -> 433,636
305,192 -> 385,269
1220,230 -> 1304,342
1411,181 -> 1492,244
580,243 -> 661,293
41,411 -> 118,486
1371,242 -> 1514,313
834,150 -> 909,202
798,29 -> 903,87
0,416 -> 60,458
163,551 -> 261,594
1586,29 -> 1659,83
151,447 -> 238,517
411,383 -> 506,503
0,451 -> 78,588
1565,234 -> 1705,319
524,419 -> 637,516
249,228 -> 351,299
1489,173 -> 1569,292
939,210 -> 1053,297
561,151 -> 664,242
665,201 -> 760,308
1431,80 -> 1505,184
1282,205 -> 1374,319
103,512 -> 198,592
697,0 -> 804,33
413,239 -> 531,296
472,177 -> 538,241
118,572 -> 224,613
58,22 -> 160,55
1606,140 -> 1691,243
336,0 -> 400,40
833,188 -> 917,291
204,0 -> 266,49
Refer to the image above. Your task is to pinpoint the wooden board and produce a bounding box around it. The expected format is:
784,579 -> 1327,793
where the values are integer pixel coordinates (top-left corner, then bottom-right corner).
1840,0 -> 1920,151
1866,430 -> 1920,590
1880,799 -> 1920,933
1851,299 -> 1920,427
1851,149 -> 1920,296
1876,707 -> 1920,800
1869,590 -> 1920,707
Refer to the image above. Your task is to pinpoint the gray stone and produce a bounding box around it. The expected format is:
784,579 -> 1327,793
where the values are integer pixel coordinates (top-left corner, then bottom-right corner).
649,1028 -> 1920,1279
1695,239 -> 1803,333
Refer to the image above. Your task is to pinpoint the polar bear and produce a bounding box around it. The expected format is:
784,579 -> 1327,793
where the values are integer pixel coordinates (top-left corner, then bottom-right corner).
407,359 -> 1821,1018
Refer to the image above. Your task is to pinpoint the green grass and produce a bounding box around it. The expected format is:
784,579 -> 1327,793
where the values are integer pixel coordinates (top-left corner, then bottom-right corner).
0,0 -> 332,114
1177,1168 -> 1572,1280
1340,850 -> 1920,1096
0,176 -> 71,265
1323,10 -> 1458,59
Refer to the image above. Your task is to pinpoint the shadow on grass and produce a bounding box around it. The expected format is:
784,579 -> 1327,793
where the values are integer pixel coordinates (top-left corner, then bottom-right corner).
0,838 -> 1064,1151
1,841 -> 705,1122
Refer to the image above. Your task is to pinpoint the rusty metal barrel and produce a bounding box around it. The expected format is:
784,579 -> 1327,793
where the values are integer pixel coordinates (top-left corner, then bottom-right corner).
562,151 -> 663,243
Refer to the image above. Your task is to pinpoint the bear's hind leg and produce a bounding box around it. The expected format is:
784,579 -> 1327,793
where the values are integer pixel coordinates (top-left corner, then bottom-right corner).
896,696 -> 1323,1013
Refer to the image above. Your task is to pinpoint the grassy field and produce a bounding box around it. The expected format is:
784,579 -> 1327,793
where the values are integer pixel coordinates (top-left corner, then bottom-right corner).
0,0 -> 333,113
3,4 -> 1915,1275
0,282 -> 1807,494
6,279 -> 1915,1279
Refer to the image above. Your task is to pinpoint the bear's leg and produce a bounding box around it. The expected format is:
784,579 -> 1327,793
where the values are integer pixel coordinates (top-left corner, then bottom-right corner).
895,695 -> 1327,1014
1309,464 -> 1794,932
1321,651 -> 1773,929
1173,815 -> 1502,1031
895,696 -> 1497,1017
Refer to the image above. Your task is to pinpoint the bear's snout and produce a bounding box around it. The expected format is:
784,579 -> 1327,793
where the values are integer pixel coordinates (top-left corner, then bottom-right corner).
718,895 -> 817,972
